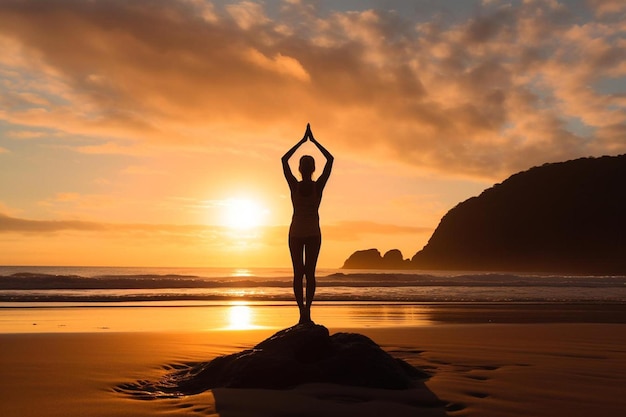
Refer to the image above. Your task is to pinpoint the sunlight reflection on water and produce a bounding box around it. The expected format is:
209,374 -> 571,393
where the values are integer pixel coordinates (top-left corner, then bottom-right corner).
0,302 -> 436,333
230,269 -> 253,277
223,302 -> 266,330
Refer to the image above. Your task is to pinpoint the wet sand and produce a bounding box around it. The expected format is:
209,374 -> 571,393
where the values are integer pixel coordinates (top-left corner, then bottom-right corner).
1,303 -> 625,416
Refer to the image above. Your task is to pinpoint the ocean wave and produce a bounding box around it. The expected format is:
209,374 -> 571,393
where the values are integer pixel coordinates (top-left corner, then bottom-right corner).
1,271 -> 624,290
2,269 -> 625,304
1,287 -> 625,304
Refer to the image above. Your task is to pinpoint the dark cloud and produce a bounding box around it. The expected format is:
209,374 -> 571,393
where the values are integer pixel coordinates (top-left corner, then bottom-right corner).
0,212 -> 105,233
0,212 -> 206,235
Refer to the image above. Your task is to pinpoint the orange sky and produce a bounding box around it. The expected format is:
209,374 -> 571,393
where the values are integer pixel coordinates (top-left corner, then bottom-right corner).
1,0 -> 625,267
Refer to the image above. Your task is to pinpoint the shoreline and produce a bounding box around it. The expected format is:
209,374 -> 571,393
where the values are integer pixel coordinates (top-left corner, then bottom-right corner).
1,301 -> 625,334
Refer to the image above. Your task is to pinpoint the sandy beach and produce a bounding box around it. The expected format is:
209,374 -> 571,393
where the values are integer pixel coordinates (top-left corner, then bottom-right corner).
1,303 -> 625,417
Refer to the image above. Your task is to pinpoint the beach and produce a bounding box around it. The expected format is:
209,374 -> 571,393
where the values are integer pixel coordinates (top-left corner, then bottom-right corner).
1,303 -> 625,417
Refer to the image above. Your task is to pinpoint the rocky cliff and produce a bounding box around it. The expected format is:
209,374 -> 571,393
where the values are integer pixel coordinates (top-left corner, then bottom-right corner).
344,154 -> 626,274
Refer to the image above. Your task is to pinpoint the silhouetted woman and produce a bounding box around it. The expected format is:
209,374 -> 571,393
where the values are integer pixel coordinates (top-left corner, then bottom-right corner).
282,123 -> 334,324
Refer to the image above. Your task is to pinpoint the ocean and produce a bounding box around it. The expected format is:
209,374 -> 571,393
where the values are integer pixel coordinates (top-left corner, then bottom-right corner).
1,265 -> 625,305
1,265 -> 625,333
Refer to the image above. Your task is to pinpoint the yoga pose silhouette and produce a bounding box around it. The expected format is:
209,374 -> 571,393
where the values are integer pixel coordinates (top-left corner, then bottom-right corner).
282,124 -> 334,324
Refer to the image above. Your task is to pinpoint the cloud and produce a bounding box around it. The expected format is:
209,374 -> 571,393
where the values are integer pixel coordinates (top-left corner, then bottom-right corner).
0,208 -> 434,266
0,0 -> 624,179
244,48 -> 310,82
587,0 -> 626,16
0,211 -> 269,265
0,212 -> 104,233
0,212 -> 237,250
4,129 -> 50,140
0,212 -> 426,247
226,1 -> 269,30
0,209 -> 423,233
73,141 -> 144,155
0,212 -> 190,234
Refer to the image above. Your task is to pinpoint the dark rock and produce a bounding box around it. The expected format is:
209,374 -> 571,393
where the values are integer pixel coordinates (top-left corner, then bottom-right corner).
117,324 -> 430,398
342,248 -> 384,269
342,248 -> 410,269
412,154 -> 626,274
382,249 -> 411,268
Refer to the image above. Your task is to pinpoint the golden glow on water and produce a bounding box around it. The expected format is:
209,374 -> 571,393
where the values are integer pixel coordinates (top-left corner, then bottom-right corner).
226,303 -> 255,330
230,268 -> 253,277
0,303 -> 437,333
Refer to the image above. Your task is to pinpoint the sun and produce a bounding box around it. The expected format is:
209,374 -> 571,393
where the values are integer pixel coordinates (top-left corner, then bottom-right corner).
222,198 -> 268,230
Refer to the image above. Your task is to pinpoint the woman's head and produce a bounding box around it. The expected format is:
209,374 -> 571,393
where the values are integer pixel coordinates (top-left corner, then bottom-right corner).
299,155 -> 315,178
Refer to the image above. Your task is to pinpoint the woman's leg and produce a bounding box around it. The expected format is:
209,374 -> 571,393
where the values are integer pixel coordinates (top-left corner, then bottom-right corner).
288,236 -> 306,323
303,235 -> 322,322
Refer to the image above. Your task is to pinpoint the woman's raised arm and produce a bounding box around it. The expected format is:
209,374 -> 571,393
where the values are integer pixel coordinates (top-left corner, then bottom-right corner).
282,125 -> 309,185
308,126 -> 333,188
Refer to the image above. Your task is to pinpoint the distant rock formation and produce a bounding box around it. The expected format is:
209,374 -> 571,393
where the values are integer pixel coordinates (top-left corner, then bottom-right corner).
342,248 -> 411,269
343,154 -> 626,274
117,324 -> 435,398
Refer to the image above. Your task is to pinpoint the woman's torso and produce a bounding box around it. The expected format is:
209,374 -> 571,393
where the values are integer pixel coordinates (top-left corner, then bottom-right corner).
289,180 -> 322,237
